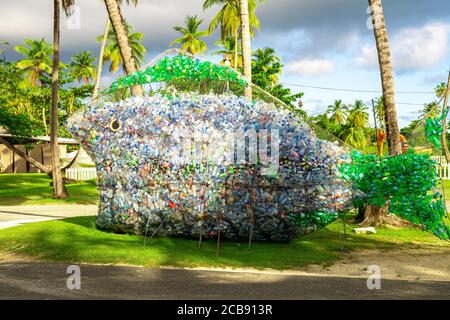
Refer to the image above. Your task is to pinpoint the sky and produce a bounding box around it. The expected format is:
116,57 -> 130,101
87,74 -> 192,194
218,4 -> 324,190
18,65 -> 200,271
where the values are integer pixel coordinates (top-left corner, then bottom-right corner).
1,0 -> 449,128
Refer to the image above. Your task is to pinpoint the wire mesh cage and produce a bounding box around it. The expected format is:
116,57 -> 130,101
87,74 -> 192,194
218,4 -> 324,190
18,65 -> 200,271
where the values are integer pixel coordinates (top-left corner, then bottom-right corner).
66,49 -> 357,242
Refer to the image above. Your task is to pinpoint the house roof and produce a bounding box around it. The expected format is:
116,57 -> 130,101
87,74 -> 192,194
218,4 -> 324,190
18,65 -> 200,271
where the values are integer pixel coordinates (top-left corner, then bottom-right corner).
0,133 -> 78,145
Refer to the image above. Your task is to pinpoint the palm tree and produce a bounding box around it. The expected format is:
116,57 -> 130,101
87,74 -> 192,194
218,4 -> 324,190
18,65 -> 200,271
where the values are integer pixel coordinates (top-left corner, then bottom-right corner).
0,41 -> 9,58
239,0 -> 252,98
435,82 -> 447,99
93,0 -> 139,100
252,47 -> 281,86
204,0 -> 240,70
347,100 -> 369,128
170,15 -> 209,55
212,37 -> 242,67
203,0 -> 263,38
368,0 -> 401,156
103,0 -> 143,96
93,19 -> 110,100
435,73 -> 450,161
374,96 -> 385,128
420,101 -> 440,119
339,126 -> 368,150
69,51 -> 96,84
326,100 -> 348,125
15,39 -> 53,86
203,0 -> 264,70
97,22 -> 146,74
50,0 -> 75,199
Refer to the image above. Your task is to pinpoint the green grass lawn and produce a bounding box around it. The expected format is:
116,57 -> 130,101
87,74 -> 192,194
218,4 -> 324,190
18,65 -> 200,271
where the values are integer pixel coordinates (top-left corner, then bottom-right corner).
2,173 -> 449,207
0,173 -> 98,205
437,180 -> 450,202
0,215 -> 447,270
0,173 -> 448,269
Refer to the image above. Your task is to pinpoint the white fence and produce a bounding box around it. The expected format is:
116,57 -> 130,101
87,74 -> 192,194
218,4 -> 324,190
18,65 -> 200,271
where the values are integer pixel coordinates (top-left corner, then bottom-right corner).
66,168 -> 97,181
437,164 -> 450,180
64,159 -> 450,181
430,156 -> 450,180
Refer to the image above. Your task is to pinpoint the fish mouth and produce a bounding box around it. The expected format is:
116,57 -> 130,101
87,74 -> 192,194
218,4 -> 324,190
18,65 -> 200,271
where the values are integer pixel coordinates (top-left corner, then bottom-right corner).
66,102 -> 113,149
66,108 -> 92,141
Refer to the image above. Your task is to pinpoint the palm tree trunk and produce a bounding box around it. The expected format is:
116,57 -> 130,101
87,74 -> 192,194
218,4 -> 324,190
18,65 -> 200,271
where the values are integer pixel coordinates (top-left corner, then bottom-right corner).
441,71 -> 450,162
361,0 -> 408,227
234,30 -> 238,70
239,0 -> 252,99
42,107 -> 48,134
104,0 -> 143,96
369,0 -> 401,156
51,0 -> 68,198
93,18 -> 110,100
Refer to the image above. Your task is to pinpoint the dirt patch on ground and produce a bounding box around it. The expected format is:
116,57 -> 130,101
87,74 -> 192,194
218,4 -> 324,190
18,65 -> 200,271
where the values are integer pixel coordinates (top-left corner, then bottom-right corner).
0,251 -> 34,264
306,246 -> 450,281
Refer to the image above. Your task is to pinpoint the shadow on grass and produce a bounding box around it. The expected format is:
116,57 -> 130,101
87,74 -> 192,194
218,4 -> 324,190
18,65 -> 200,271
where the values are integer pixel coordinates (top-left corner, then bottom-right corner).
0,173 -> 98,205
0,215 -> 416,270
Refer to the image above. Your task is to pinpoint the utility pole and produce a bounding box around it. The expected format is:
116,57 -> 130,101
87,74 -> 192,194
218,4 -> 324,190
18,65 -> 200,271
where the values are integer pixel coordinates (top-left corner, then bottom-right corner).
372,99 -> 382,157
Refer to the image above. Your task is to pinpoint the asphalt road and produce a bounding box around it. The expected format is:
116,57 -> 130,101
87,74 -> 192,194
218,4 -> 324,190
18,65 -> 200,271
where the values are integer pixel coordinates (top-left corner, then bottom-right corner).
0,261 -> 448,299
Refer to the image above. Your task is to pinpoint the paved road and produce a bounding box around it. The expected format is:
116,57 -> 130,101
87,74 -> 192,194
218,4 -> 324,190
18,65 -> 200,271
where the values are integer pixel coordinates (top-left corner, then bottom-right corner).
0,205 -> 97,229
0,261 -> 448,299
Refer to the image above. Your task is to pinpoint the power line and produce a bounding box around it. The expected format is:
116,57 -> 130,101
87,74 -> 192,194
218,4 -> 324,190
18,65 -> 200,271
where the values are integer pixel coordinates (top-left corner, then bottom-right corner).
396,102 -> 427,106
280,82 -> 434,94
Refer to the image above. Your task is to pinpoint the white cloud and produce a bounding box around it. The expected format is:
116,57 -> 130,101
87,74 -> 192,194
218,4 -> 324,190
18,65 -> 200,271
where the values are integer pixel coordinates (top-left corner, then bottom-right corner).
285,58 -> 334,76
393,22 -> 450,70
354,45 -> 378,68
0,0 -> 213,57
302,99 -> 326,115
355,22 -> 450,71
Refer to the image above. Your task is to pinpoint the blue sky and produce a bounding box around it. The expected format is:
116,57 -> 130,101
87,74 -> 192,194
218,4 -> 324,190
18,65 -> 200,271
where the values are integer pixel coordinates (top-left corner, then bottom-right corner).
1,0 -> 449,128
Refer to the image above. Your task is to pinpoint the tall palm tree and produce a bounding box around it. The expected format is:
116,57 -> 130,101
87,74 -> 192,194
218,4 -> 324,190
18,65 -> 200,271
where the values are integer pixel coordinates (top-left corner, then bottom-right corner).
93,19 -> 110,100
15,39 -> 53,86
239,0 -> 252,98
93,0 -> 139,100
103,0 -> 143,96
252,47 -> 281,86
50,0 -> 75,199
435,73 -> 450,161
354,33 -> 390,224
348,100 -> 369,128
170,15 -> 209,55
368,0 -> 401,156
212,37 -> 242,67
97,22 -> 146,74
326,100 -> 348,125
69,51 -> 96,84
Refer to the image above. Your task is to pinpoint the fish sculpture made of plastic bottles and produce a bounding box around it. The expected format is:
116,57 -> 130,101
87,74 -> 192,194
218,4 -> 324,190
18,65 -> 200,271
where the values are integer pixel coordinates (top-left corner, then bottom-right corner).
67,49 -> 353,242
